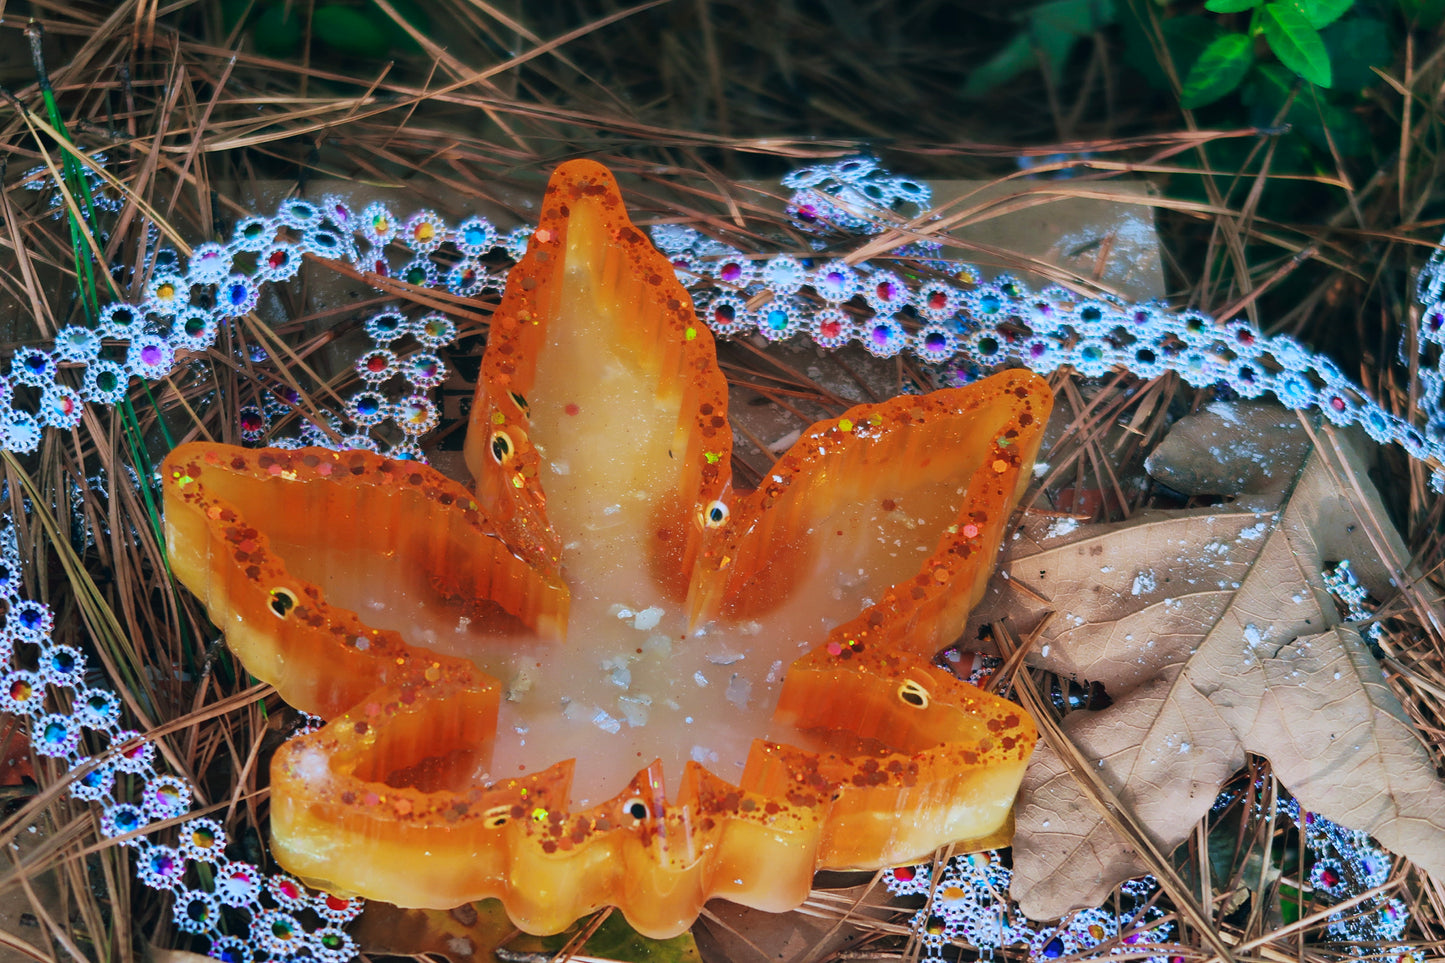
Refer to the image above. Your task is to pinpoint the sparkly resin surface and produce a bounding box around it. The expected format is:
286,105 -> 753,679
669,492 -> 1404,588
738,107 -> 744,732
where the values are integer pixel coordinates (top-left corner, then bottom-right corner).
161,160 -> 1050,938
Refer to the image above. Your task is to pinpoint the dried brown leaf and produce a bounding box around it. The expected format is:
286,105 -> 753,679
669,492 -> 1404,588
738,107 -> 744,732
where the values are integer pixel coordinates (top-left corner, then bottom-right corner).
1144,402 -> 1314,496
352,899 -> 515,961
968,408 -> 1445,919
694,882 -> 889,963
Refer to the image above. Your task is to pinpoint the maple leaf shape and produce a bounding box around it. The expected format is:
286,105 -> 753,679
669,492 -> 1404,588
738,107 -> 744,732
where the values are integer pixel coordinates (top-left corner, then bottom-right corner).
966,405 -> 1445,919
161,161 -> 1052,938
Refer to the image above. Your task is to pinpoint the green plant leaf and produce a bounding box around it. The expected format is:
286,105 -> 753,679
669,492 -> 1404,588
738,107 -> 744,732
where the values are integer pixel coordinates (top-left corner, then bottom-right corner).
1399,0 -> 1445,29
1180,31 -> 1255,107
511,912 -> 703,963
372,0 -> 431,52
1244,62 -> 1369,154
1279,882 -> 1301,925
1300,84 -> 1369,154
963,0 -> 1116,94
1120,11 -> 1222,90
1027,15 -> 1085,80
1321,15 -> 1392,91
963,31 -> 1037,95
219,0 -> 253,32
1262,1 -> 1332,86
1242,58 -> 1297,106
1205,0 -> 1263,11
313,4 -> 390,58
962,22 -> 1076,92
253,4 -> 302,58
1032,0 -> 1117,35
1290,0 -> 1353,28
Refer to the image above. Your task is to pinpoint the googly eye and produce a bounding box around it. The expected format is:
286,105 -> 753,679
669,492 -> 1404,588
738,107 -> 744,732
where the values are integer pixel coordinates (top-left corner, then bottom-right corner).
482,805 -> 510,829
508,391 -> 529,416
269,588 -> 297,618
624,797 -> 649,820
490,430 -> 513,464
897,679 -> 930,709
701,500 -> 729,528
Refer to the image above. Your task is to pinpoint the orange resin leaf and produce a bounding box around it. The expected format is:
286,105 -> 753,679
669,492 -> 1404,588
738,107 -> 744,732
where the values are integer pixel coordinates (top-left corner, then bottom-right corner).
686,369 -> 1047,648
161,160 -> 1052,939
163,446 -> 567,718
463,162 -> 733,587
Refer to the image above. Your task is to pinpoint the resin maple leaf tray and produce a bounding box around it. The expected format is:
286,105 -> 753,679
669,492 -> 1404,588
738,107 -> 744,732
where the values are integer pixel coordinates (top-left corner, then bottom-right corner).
161,161 -> 1050,937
